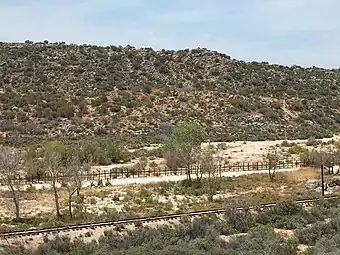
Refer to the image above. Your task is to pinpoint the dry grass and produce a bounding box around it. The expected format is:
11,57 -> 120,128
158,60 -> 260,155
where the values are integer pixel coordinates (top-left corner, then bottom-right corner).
215,168 -> 324,205
0,167 -> 328,232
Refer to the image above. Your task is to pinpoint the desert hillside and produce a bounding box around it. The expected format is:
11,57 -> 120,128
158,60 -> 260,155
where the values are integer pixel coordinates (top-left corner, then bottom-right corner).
1,41 -> 340,145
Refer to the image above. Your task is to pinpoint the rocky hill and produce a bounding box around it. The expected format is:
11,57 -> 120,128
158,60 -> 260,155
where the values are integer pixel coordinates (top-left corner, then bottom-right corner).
1,41 -> 340,146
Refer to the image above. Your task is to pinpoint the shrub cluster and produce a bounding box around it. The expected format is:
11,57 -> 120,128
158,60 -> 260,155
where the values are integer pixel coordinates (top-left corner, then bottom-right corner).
1,42 -> 340,146
2,199 -> 340,254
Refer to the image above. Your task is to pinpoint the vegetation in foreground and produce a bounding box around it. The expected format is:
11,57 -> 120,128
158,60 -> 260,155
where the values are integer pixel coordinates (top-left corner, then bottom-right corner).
0,167 -> 325,234
1,121 -> 338,233
2,198 -> 340,254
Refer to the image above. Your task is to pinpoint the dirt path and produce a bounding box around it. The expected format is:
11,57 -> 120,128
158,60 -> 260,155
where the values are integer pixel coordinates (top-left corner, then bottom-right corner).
0,167 -> 300,191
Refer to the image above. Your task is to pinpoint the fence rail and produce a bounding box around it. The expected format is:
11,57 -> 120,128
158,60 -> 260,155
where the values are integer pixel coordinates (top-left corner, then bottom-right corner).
1,160 -> 306,186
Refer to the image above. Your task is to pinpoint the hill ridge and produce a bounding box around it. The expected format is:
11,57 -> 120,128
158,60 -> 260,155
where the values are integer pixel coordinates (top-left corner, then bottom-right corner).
0,41 -> 339,145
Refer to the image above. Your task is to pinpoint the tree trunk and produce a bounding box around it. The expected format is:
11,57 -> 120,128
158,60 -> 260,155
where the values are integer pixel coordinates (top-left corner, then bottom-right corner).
13,194 -> 20,221
268,168 -> 276,182
9,183 -> 20,221
68,195 -> 73,218
207,171 -> 214,202
76,180 -> 81,197
208,189 -> 213,202
52,179 -> 61,218
207,179 -> 213,202
187,161 -> 192,182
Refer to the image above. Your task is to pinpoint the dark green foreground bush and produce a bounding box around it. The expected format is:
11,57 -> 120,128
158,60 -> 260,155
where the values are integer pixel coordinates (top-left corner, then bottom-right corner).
2,199 -> 340,254
0,220 -> 298,255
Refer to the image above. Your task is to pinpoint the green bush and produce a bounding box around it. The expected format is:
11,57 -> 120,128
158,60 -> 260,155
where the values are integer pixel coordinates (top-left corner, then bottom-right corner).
287,144 -> 307,154
79,138 -> 131,165
225,225 -> 298,255
307,234 -> 340,254
224,207 -> 256,234
2,219 -> 300,255
256,200 -> 317,230
296,222 -> 328,245
281,140 -> 296,147
306,137 -> 320,147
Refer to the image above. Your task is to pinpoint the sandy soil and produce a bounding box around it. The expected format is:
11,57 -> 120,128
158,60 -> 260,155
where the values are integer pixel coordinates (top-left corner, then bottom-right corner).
1,135 -> 337,249
0,166 -> 300,192
132,134 -> 340,164
95,133 -> 340,173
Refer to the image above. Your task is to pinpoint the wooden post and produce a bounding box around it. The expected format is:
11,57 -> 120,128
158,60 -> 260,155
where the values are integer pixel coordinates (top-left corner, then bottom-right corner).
321,164 -> 325,197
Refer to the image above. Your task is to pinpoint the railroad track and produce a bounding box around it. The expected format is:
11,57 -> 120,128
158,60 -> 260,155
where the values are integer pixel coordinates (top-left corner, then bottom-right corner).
1,195 -> 340,239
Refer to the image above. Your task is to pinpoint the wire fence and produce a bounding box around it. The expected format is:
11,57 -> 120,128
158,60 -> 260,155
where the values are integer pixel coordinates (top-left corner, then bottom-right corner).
0,160 -> 306,186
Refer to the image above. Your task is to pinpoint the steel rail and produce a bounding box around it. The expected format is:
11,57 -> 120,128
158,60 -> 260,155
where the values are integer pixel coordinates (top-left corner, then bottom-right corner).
1,195 -> 340,239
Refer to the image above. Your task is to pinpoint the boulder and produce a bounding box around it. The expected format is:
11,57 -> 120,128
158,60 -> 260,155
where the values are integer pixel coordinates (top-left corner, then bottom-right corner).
305,179 -> 320,189
91,180 -> 98,187
329,176 -> 340,187
328,185 -> 340,193
102,179 -> 111,186
97,179 -> 104,187
82,181 -> 92,188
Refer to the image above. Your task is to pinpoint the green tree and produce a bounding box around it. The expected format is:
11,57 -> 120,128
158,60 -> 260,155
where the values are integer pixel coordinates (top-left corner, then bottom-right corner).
163,122 -> 205,182
43,140 -> 71,164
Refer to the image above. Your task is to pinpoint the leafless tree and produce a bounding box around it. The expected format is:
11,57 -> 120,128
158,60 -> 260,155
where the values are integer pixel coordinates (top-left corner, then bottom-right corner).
199,147 -> 219,201
163,150 -> 179,174
44,150 -> 63,218
0,147 -> 26,221
264,150 -> 280,182
215,150 -> 227,177
64,155 -> 83,218
135,156 -> 148,174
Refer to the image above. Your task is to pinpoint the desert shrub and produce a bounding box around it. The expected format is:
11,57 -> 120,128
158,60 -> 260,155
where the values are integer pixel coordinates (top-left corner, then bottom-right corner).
224,207 -> 256,234
216,143 -> 228,150
79,139 -> 131,165
272,214 -> 308,230
38,235 -> 73,253
296,215 -> 340,247
300,150 -> 335,167
256,200 -> 316,229
0,246 -> 31,255
287,144 -> 307,154
272,200 -> 303,216
185,217 -> 213,239
310,205 -> 328,222
296,222 -> 329,245
225,225 -> 298,255
94,126 -> 107,135
307,234 -> 340,255
306,137 -> 320,147
147,147 -> 163,158
281,140 -> 296,147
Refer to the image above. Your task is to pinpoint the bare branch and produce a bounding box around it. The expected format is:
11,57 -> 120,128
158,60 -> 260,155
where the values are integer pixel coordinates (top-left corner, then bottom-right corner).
0,147 -> 26,221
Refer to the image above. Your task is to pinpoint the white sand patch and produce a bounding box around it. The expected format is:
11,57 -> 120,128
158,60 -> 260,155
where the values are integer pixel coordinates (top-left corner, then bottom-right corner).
0,167 -> 300,192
